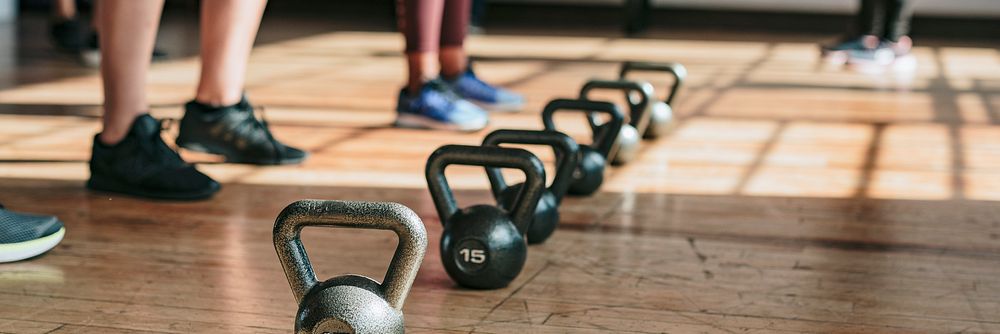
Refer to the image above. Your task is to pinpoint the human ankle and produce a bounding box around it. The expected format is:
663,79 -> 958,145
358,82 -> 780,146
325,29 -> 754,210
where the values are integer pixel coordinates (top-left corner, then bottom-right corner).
97,131 -> 126,147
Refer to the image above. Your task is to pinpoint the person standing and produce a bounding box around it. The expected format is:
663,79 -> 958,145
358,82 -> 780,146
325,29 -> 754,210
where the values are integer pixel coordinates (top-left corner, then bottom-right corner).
821,0 -> 914,66
89,0 -> 305,200
394,0 -> 524,132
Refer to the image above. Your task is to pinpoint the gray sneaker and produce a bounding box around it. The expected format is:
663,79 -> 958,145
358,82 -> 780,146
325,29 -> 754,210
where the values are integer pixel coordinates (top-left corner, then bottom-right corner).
0,204 -> 65,263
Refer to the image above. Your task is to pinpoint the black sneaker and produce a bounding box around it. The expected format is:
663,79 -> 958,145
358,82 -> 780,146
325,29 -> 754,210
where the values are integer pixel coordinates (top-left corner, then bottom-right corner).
50,18 -> 87,52
88,114 -> 220,200
176,97 -> 307,165
0,204 -> 65,263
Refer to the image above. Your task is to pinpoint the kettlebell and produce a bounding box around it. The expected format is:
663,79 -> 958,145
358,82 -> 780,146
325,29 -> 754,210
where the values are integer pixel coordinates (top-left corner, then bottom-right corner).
273,200 -> 428,334
541,98 -> 624,196
619,61 -> 687,138
426,145 -> 546,289
579,79 -> 656,165
482,129 -> 580,245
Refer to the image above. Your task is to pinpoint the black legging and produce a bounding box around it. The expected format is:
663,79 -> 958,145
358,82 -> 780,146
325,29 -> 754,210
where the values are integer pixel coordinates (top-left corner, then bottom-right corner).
854,0 -> 913,42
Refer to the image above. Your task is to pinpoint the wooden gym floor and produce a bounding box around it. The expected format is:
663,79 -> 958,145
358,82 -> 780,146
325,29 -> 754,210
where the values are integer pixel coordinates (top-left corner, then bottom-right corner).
2,10 -> 1000,334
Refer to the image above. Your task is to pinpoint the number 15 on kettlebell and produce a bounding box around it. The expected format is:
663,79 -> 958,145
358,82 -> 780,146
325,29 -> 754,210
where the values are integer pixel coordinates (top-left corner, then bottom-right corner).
426,145 -> 546,289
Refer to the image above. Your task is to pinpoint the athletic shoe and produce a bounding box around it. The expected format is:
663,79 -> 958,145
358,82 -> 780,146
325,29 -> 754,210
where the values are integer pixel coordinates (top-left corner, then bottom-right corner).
88,114 -> 220,200
0,204 -> 65,263
395,79 -> 489,131
78,33 -> 101,68
443,68 -> 524,112
80,33 -> 101,68
820,35 -> 880,64
847,44 -> 896,67
886,36 -> 916,69
848,37 -> 919,72
176,97 -> 307,165
889,36 -> 913,57
50,18 -> 87,52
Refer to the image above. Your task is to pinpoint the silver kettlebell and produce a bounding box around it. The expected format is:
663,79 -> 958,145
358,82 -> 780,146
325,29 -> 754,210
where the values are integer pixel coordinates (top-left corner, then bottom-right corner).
620,61 -> 687,139
579,79 -> 656,165
273,200 -> 428,334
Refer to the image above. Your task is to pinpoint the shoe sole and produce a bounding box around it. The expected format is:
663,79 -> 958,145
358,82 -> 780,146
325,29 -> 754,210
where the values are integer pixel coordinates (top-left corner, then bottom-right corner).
0,227 -> 66,263
87,175 -> 220,201
394,113 -> 487,132
178,141 -> 308,166
474,100 -> 524,113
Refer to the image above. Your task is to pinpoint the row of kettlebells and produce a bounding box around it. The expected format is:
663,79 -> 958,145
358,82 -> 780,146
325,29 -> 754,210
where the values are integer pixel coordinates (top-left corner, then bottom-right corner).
429,61 -> 686,290
271,60 -> 686,333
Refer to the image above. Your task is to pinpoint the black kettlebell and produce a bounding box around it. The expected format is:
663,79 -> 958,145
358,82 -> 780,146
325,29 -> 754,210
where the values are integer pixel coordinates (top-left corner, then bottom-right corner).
273,200 -> 428,334
426,145 -> 546,289
579,79 -> 656,166
482,129 -> 579,245
620,61 -> 687,138
541,98 -> 624,196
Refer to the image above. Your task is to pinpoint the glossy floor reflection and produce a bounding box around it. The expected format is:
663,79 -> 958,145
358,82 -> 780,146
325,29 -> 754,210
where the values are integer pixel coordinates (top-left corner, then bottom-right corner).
1,9 -> 999,334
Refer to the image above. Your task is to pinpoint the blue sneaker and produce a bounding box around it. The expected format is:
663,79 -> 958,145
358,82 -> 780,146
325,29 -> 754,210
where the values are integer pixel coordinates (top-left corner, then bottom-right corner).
0,204 -> 65,263
444,68 -> 525,112
395,79 -> 489,131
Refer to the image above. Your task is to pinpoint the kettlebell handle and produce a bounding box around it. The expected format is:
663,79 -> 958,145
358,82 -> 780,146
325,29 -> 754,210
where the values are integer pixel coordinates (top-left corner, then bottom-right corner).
579,79 -> 656,137
272,200 -> 428,310
541,98 -> 623,159
481,129 -> 580,203
425,145 -> 546,233
619,61 -> 687,105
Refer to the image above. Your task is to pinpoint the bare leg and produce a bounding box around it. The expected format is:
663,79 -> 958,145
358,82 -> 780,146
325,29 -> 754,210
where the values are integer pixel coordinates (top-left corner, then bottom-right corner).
406,53 -> 440,94
194,0 -> 268,106
439,47 -> 466,79
97,0 -> 164,145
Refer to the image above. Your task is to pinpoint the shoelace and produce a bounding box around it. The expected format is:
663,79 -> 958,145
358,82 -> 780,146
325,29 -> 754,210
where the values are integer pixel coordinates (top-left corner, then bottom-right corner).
424,82 -> 461,112
232,105 -> 284,163
145,119 -> 184,166
458,74 -> 497,100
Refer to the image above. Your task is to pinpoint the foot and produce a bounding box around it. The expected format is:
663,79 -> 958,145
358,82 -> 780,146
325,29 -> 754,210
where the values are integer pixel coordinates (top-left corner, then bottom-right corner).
177,96 -> 307,165
88,114 -> 220,200
0,204 -> 65,263
442,68 -> 524,112
50,17 -> 87,52
395,79 -> 489,131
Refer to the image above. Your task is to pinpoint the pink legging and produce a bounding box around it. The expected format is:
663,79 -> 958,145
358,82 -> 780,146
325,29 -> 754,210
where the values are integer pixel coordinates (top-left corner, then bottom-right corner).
397,0 -> 470,53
